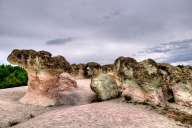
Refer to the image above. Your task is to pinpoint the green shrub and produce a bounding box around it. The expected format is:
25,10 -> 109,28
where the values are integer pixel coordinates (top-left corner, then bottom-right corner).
0,65 -> 28,89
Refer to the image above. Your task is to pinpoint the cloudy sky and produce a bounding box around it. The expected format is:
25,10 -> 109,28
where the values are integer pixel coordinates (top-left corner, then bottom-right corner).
0,0 -> 192,65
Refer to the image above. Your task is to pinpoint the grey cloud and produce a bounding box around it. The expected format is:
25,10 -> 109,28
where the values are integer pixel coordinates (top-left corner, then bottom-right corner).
1,0 -> 192,42
46,37 -> 74,45
135,39 -> 192,65
0,0 -> 192,64
139,40 -> 192,53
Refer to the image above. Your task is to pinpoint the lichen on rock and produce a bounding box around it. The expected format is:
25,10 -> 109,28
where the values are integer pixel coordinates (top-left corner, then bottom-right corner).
90,73 -> 120,101
7,49 -> 192,108
7,49 -> 71,73
71,64 -> 86,79
114,57 -> 167,106
84,62 -> 101,78
7,49 -> 76,106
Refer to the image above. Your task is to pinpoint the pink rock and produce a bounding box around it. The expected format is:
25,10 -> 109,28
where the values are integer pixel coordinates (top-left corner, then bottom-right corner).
8,49 -> 77,106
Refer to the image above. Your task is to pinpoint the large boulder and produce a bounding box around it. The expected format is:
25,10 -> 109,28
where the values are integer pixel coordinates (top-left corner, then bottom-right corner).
115,57 -> 167,106
7,49 -> 76,106
90,73 -> 120,101
118,57 -> 192,107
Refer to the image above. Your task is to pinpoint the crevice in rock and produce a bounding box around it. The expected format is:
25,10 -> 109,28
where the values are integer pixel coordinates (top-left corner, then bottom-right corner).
8,120 -> 20,127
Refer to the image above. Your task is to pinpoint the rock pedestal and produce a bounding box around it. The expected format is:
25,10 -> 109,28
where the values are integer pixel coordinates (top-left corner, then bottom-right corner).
8,49 -> 77,106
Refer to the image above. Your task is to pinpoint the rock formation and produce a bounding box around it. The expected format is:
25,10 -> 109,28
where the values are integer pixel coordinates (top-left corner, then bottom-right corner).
90,73 -> 120,101
88,56 -> 192,107
71,62 -> 101,79
101,64 -> 114,74
114,57 -> 166,106
84,62 -> 101,78
7,49 -> 77,106
71,64 -> 86,79
158,64 -> 192,107
7,49 -> 192,108
115,57 -> 192,107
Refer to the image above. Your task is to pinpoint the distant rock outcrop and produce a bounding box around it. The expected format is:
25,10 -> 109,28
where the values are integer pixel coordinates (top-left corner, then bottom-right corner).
7,49 -> 77,106
101,64 -> 114,74
71,64 -> 86,79
84,62 -> 101,78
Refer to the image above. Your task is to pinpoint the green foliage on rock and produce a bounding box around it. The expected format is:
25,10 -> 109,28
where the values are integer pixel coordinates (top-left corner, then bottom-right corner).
0,64 -> 28,89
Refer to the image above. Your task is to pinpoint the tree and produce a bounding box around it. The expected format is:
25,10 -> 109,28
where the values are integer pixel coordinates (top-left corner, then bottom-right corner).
0,65 -> 28,89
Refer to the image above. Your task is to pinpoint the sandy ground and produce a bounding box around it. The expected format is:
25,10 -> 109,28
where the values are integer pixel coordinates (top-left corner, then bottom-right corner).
0,79 -> 187,128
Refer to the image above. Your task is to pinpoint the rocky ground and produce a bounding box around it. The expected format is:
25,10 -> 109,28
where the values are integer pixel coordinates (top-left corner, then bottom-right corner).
0,79 -> 191,128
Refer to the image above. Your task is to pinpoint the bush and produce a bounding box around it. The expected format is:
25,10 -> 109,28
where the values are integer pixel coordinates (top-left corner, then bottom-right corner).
0,65 -> 28,89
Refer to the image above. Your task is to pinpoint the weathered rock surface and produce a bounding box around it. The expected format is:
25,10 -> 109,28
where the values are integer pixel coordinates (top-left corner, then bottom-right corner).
114,57 -> 192,107
172,82 -> 192,107
57,73 -> 78,91
7,49 -> 192,108
71,63 -> 114,79
101,64 -> 114,74
157,64 -> 192,107
12,100 -> 185,128
7,49 -> 76,106
84,62 -> 101,78
4,49 -> 192,127
114,57 -> 166,106
70,62 -> 102,79
90,73 -> 120,101
71,64 -> 86,79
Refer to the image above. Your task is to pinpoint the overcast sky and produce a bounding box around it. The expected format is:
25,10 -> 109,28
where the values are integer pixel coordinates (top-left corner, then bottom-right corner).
0,0 -> 192,65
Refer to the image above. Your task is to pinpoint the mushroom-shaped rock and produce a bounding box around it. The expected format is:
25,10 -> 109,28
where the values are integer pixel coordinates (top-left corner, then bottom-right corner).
7,49 -> 75,106
90,73 -> 120,101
